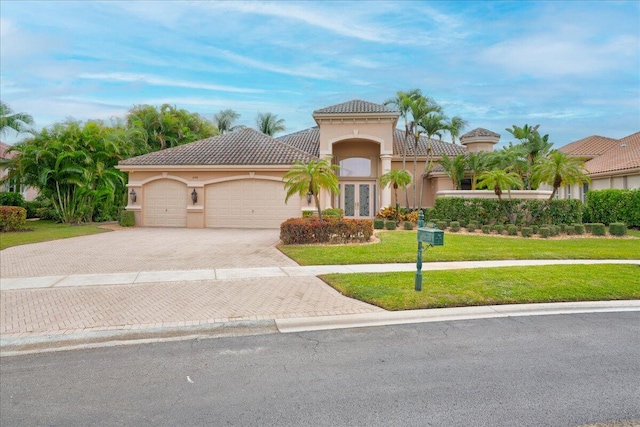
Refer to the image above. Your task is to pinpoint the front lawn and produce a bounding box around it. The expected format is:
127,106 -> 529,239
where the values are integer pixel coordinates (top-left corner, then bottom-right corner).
279,231 -> 640,265
321,264 -> 640,310
0,220 -> 110,250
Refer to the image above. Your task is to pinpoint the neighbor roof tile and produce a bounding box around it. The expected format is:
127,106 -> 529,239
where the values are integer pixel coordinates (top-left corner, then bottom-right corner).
313,100 -> 399,114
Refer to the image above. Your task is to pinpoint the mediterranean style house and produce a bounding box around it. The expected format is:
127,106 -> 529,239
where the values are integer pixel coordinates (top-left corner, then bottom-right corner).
553,131 -> 640,202
118,100 -> 499,229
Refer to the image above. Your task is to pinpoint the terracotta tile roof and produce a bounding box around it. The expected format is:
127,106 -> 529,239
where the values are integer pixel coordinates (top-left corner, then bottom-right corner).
313,100 -> 399,115
460,128 -> 500,139
119,128 -> 315,166
558,135 -> 620,158
584,132 -> 640,174
277,127 -> 320,157
392,129 -> 467,157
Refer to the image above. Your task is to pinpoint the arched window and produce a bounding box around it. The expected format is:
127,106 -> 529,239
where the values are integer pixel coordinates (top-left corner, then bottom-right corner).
338,157 -> 373,177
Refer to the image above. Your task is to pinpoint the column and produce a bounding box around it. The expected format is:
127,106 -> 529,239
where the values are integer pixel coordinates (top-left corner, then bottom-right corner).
381,154 -> 392,208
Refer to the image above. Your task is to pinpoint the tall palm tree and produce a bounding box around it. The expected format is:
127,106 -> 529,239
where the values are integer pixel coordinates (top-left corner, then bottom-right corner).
506,124 -> 553,189
439,154 -> 466,190
283,159 -> 339,221
379,169 -> 412,221
256,112 -> 285,136
466,151 -> 487,190
0,102 -> 34,137
418,112 -> 449,207
384,89 -> 422,208
213,109 -> 240,134
447,116 -> 468,145
476,168 -> 524,224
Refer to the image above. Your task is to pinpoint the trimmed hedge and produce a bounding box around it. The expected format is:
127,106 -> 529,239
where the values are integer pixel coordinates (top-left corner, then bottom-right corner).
573,224 -> 585,235
436,221 -> 448,230
0,206 -> 27,231
507,225 -> 518,236
609,222 -> 627,236
493,224 -> 504,234
0,192 -> 25,207
539,227 -> 550,238
481,225 -> 491,234
591,223 -> 606,236
584,189 -> 640,227
565,225 -> 575,236
385,220 -> 397,230
433,197 -> 582,226
449,221 -> 461,232
119,210 -> 135,227
403,221 -> 414,230
373,218 -> 385,229
466,222 -> 478,232
521,227 -> 532,238
280,218 -> 373,245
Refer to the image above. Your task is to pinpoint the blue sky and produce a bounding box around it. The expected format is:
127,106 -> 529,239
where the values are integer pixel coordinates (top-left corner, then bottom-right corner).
1,0 -> 639,148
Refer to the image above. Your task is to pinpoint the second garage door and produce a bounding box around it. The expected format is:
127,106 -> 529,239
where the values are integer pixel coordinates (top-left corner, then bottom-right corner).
206,179 -> 301,228
143,179 -> 188,227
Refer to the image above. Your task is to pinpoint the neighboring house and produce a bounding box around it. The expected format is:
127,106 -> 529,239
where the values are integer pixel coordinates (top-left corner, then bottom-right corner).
117,100 -> 498,229
554,132 -> 640,201
0,141 -> 38,201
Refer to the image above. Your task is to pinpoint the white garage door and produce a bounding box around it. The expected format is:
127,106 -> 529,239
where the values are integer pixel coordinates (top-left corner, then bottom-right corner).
143,179 -> 188,227
206,179 -> 301,228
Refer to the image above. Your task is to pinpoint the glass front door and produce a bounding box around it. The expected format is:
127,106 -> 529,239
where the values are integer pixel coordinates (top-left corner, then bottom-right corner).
341,182 -> 373,218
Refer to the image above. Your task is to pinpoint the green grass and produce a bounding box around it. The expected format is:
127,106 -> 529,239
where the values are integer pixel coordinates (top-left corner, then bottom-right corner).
279,231 -> 640,265
321,264 -> 640,310
0,220 -> 110,250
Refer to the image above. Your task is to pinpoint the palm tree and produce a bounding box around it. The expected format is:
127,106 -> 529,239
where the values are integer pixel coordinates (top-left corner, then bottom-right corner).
283,159 -> 339,221
532,150 -> 590,203
506,124 -> 553,189
418,112 -> 449,207
447,116 -> 468,145
439,154 -> 466,190
256,112 -> 285,136
466,151 -> 487,190
379,169 -> 412,221
476,168 -> 524,224
0,102 -> 34,137
384,89 -> 422,207
213,109 -> 240,134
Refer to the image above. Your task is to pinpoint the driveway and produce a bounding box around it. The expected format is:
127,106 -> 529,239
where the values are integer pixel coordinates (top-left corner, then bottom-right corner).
1,228 -> 298,278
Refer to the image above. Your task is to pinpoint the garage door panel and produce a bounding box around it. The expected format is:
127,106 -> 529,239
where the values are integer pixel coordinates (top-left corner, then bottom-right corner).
206,180 -> 301,229
144,180 -> 188,227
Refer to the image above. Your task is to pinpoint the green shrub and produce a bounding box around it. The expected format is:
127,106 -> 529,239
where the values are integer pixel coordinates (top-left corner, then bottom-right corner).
449,221 -> 461,232
584,189 -> 640,227
0,192 -> 25,207
466,223 -> 477,232
385,220 -> 397,230
302,210 -> 315,218
493,224 -> 504,234
584,223 -> 594,233
565,225 -> 575,236
591,223 -> 606,236
539,227 -> 550,238
119,210 -> 135,227
573,224 -> 585,235
609,222 -> 627,236
532,225 -> 539,234
280,218 -> 373,244
458,219 -> 467,227
436,221 -> 448,230
22,201 -> 40,219
442,219 -> 452,226
373,218 -> 385,230
559,224 -> 566,233
322,208 -> 344,218
507,225 -> 518,236
0,206 -> 27,231
403,221 -> 414,230
481,225 -> 491,234
549,225 -> 558,236
521,227 -> 533,238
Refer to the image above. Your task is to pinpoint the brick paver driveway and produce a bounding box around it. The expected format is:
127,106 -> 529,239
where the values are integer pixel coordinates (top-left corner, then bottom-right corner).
1,228 -> 297,277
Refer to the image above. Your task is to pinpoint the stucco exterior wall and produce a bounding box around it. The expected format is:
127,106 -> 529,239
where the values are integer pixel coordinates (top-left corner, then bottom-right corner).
316,120 -> 395,156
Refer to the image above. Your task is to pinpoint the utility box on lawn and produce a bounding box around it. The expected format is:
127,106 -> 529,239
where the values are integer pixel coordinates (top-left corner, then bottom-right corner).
417,227 -> 444,246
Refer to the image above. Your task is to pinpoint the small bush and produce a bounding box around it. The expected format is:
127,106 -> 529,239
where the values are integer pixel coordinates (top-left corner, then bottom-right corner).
521,227 -> 532,238
466,223 -> 477,232
482,225 -> 491,234
385,220 -> 397,230
119,210 -> 135,227
609,222 -> 627,236
23,201 -> 40,219
449,221 -> 461,232
549,225 -> 558,236
459,219 -> 467,227
302,210 -> 315,218
507,225 -> 518,236
584,223 -> 594,233
532,225 -> 539,234
280,218 -> 373,244
376,206 -> 398,220
565,225 -> 575,235
0,192 -> 25,207
403,221 -> 414,230
436,221 -> 448,230
559,224 -> 566,233
0,206 -> 27,231
493,224 -> 504,234
322,208 -> 344,219
442,219 -> 452,226
591,223 -> 606,236
405,211 -> 419,224
373,218 -> 385,229
539,227 -> 550,238
573,224 -> 585,235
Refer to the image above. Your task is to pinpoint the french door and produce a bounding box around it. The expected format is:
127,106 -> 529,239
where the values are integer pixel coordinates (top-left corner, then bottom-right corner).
341,182 -> 375,218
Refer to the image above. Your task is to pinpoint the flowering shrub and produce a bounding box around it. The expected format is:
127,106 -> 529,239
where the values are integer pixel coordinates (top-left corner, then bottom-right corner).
280,217 -> 373,244
376,206 -> 398,220
0,206 -> 27,231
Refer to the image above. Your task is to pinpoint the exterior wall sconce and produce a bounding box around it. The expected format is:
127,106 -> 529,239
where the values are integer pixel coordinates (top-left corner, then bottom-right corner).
191,188 -> 198,204
129,188 -> 137,204
307,191 -> 313,205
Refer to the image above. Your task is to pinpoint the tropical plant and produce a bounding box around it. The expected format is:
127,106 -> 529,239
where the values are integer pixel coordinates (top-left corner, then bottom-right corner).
466,151 -> 488,190
379,169 -> 412,221
213,109 -> 240,134
0,102 -> 34,137
256,112 -> 286,136
532,151 -> 590,202
418,112 -> 449,206
447,116 -> 468,145
505,124 -> 553,189
439,154 -> 467,190
476,169 -> 524,224
283,159 -> 339,221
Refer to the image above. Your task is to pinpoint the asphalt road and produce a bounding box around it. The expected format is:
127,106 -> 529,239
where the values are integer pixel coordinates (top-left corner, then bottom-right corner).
1,312 -> 639,427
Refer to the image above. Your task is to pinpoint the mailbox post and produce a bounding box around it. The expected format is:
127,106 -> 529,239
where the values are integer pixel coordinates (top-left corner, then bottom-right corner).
415,211 -> 444,291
